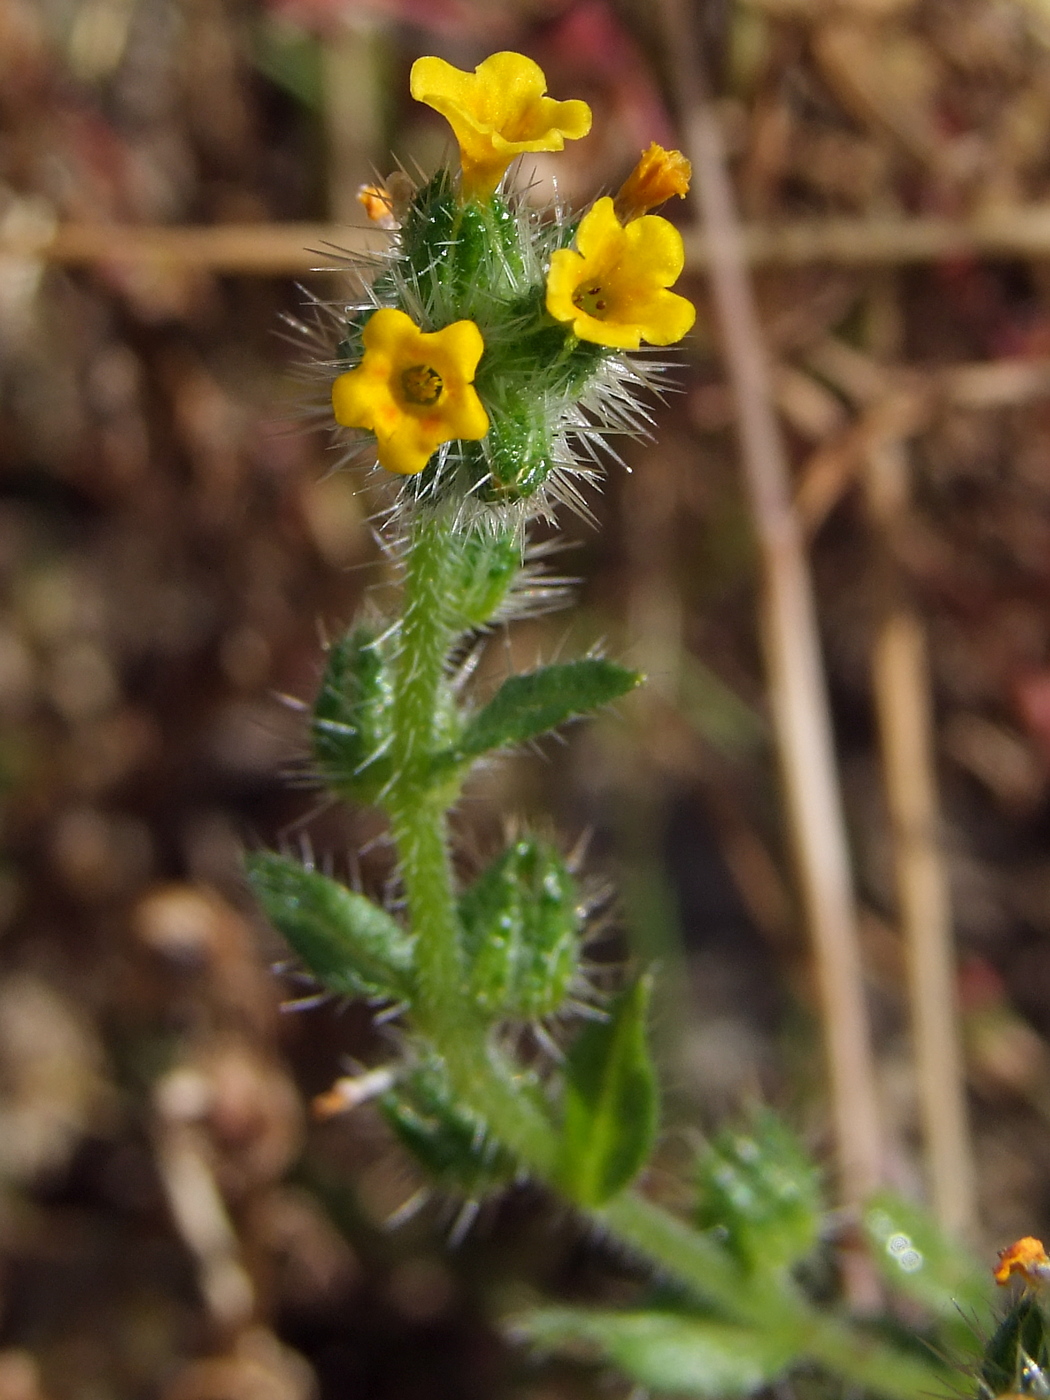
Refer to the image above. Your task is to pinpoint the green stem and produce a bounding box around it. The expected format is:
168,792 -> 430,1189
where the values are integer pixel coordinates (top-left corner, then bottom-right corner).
385,508 -> 557,1174
382,509 -> 945,1400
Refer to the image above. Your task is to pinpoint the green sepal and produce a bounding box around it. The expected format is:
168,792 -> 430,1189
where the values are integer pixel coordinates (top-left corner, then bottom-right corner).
436,659 -> 642,773
460,837 -> 581,1021
981,1293 -> 1050,1397
380,1056 -> 517,1197
449,529 -> 521,631
311,623 -> 396,805
863,1193 -> 992,1356
246,850 -> 414,1003
695,1110 -> 822,1275
556,975 -> 658,1206
481,396 -> 558,500
516,1309 -> 796,1397
399,169 -> 457,316
399,170 -> 525,322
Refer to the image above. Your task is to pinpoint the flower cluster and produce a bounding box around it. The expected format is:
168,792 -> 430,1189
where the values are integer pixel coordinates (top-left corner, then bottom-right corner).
329,50 -> 695,509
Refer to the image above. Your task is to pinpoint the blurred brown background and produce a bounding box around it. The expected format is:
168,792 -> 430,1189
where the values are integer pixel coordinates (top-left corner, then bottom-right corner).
5,0 -> 1050,1395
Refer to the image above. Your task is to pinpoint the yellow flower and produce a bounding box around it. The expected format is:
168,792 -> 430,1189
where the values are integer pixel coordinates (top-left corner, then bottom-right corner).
614,143 -> 692,223
994,1237 -> 1050,1286
545,197 -> 695,350
409,52 -> 591,201
332,309 -> 489,477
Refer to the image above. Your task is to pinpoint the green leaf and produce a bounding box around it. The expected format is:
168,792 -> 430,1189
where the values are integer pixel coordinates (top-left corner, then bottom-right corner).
862,1192 -> 993,1354
380,1055 -> 517,1197
246,851 -> 414,1003
695,1109 -> 823,1274
557,976 -> 657,1205
517,1308 -> 797,1397
460,837 -> 581,1020
439,659 -> 642,769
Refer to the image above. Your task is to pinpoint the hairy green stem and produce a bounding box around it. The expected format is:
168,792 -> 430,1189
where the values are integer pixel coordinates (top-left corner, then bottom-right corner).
386,509 -> 557,1173
382,509 -> 945,1400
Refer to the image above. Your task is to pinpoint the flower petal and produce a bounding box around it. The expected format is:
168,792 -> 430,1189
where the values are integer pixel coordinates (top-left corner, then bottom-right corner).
410,51 -> 590,200
633,289 -> 696,347
624,214 -> 686,287
545,198 -> 694,349
332,307 -> 489,476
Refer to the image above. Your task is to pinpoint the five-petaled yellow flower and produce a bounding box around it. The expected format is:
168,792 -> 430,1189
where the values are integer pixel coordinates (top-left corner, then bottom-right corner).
614,144 -> 692,223
410,52 -> 591,202
545,196 -> 695,350
332,309 -> 489,477
995,1236 -> 1050,1287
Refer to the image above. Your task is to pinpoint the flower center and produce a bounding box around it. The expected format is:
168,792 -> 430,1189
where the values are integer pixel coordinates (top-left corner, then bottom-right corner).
401,364 -> 444,406
572,282 -> 609,319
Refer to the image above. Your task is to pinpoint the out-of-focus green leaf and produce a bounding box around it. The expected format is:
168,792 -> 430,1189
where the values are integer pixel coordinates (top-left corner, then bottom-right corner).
516,1308 -> 797,1396
863,1191 -> 993,1353
247,851 -> 414,1002
251,17 -> 323,111
437,659 -> 642,769
557,976 -> 657,1205
696,1109 -> 823,1274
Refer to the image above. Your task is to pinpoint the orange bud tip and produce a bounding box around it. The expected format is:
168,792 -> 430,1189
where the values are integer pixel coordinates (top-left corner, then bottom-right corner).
357,183 -> 398,229
995,1237 -> 1050,1286
614,143 -> 692,223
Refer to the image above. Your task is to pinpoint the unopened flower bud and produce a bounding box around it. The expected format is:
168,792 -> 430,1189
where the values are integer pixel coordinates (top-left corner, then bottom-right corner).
614,143 -> 691,223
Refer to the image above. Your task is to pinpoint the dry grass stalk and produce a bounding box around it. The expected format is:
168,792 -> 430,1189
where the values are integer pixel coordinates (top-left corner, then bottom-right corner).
16,204 -> 1050,274
865,428 -> 978,1240
658,0 -> 885,1215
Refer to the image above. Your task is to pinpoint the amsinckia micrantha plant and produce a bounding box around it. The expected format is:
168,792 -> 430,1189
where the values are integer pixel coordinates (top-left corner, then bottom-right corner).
251,51 -> 971,1400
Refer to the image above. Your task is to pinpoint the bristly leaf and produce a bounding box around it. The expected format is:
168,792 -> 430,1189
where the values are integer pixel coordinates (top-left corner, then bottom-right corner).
695,1110 -> 823,1276
380,1055 -> 517,1198
460,837 -> 581,1021
247,851 -> 414,1003
516,1309 -> 797,1397
435,659 -> 642,772
557,975 -> 657,1205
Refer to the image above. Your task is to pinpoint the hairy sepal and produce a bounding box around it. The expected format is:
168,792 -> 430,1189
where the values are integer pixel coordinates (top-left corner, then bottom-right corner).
312,623 -> 397,806
380,1054 -> 518,1197
459,837 -> 581,1021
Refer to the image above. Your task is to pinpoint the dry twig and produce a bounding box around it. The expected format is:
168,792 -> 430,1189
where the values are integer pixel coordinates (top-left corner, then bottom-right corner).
657,0 -> 885,1218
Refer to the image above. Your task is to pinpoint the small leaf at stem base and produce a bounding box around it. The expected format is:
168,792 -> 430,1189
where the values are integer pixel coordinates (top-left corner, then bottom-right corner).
556,974 -> 657,1205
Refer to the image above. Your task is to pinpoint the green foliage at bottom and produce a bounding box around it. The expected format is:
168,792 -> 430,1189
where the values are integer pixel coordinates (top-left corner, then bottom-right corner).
517,1309 -> 797,1397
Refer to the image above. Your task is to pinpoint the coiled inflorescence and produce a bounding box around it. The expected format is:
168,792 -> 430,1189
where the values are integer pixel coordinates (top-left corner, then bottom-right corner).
329,50 -> 695,518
